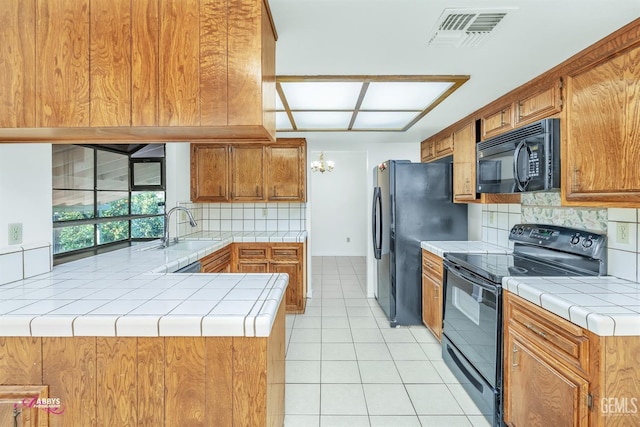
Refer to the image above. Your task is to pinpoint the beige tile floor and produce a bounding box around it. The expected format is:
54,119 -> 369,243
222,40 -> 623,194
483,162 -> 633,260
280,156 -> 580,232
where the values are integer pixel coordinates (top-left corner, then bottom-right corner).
284,256 -> 491,427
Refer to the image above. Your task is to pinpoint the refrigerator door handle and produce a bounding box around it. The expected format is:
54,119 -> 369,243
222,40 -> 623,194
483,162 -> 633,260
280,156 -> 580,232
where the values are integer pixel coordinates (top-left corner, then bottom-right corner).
372,187 -> 382,259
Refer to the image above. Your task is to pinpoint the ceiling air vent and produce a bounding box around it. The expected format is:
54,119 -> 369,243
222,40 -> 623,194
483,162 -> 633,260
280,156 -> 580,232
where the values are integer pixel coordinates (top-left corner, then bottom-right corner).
428,9 -> 512,47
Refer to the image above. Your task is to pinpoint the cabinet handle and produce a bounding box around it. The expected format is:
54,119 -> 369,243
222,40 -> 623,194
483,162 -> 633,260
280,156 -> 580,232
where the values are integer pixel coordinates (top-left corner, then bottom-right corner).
434,290 -> 439,300
500,110 -> 504,126
512,345 -> 519,368
219,185 -> 222,196
572,167 -> 580,192
273,186 -> 277,197
255,186 -> 259,196
526,323 -> 546,339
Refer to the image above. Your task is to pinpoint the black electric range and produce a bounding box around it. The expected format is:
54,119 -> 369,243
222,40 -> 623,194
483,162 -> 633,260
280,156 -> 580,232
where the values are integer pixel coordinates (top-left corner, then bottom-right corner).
441,224 -> 607,427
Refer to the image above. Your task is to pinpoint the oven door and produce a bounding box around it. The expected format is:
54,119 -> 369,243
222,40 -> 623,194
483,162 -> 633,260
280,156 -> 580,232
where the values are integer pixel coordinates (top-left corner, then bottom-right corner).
442,260 -> 502,388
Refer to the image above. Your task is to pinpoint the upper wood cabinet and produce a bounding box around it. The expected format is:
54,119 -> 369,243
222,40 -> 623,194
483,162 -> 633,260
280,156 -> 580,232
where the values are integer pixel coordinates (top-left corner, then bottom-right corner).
420,134 -> 453,163
481,104 -> 513,140
515,79 -> 562,126
452,121 -> 477,203
267,139 -> 306,201
191,138 -> 306,203
0,0 -> 277,142
230,145 -> 266,201
191,145 -> 229,202
563,43 -> 640,206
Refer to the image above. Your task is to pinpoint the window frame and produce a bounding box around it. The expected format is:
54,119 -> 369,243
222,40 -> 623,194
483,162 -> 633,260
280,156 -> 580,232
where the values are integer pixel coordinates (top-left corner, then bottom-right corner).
52,144 -> 166,264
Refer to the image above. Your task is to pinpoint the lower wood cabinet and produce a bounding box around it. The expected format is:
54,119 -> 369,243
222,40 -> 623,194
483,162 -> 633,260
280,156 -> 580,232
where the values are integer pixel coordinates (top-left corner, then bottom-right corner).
0,385 -> 50,427
200,246 -> 231,273
503,291 -> 640,427
232,242 -> 307,314
421,249 -> 443,342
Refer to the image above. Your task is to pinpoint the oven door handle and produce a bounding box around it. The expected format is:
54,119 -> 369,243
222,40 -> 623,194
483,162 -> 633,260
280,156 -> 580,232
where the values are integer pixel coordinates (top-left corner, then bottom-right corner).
444,261 -> 499,293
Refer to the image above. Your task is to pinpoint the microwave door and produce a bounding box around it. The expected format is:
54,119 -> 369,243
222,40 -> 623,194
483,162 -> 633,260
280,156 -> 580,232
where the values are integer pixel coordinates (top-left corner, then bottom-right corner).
513,140 -> 532,192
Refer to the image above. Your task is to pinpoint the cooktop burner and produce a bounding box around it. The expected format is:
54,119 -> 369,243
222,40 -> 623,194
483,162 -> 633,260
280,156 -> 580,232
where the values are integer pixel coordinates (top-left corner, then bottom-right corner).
444,252 -> 595,284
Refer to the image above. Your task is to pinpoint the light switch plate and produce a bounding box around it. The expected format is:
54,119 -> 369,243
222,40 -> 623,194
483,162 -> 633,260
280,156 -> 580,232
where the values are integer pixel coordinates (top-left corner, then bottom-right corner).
8,223 -> 23,245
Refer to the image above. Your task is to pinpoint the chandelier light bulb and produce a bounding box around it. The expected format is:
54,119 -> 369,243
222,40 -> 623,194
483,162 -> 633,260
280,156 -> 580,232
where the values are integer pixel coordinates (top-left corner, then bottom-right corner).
311,152 -> 335,173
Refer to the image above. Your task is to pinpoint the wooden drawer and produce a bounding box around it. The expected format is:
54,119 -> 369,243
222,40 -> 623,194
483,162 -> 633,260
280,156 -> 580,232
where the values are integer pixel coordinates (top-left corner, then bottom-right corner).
422,249 -> 443,280
270,245 -> 300,260
200,246 -> 231,273
236,244 -> 268,259
505,292 -> 590,376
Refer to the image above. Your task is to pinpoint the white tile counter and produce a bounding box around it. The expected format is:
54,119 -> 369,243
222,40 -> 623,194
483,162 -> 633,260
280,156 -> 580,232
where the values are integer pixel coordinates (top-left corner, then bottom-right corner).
0,233 -> 307,338
503,276 -> 640,336
420,240 -> 511,257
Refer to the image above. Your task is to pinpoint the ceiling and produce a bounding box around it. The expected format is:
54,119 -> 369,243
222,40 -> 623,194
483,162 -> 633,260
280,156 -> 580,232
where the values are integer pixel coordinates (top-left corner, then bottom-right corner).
268,0 -> 640,145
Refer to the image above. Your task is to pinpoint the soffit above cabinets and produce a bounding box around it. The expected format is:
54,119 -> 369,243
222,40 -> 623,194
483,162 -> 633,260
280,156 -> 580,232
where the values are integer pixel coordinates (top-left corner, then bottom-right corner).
276,75 -> 469,132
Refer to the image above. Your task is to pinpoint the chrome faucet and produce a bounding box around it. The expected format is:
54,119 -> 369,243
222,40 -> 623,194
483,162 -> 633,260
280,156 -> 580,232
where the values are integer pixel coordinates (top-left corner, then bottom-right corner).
162,206 -> 198,247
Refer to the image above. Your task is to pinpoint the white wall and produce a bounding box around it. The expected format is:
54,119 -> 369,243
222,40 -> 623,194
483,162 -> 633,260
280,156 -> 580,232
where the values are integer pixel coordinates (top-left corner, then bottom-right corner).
310,151 -> 367,256
0,144 -> 53,248
305,138 -> 420,297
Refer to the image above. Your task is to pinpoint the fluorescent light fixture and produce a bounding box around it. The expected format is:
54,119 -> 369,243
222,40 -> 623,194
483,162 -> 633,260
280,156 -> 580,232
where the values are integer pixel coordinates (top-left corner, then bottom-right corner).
292,111 -> 353,129
280,82 -> 363,110
276,75 -> 469,132
360,81 -> 454,110
353,112 -> 421,129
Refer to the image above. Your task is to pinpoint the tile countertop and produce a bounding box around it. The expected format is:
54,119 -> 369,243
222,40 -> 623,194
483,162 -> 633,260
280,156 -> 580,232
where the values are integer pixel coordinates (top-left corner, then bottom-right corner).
421,240 -> 640,337
420,240 -> 511,257
0,231 -> 307,338
503,276 -> 640,337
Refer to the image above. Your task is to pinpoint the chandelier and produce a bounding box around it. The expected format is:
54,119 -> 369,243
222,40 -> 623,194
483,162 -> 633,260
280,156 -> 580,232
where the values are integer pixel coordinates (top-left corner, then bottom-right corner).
310,152 -> 335,173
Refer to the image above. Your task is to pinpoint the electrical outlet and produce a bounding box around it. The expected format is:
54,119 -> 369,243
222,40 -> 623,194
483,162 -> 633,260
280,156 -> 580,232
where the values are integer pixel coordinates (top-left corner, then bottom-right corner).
617,222 -> 630,244
489,212 -> 496,226
8,223 -> 22,245
346,237 -> 350,243
262,208 -> 268,218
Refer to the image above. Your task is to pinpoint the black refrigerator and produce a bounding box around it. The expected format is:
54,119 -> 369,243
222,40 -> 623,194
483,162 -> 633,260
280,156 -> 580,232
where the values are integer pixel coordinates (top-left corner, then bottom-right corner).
372,160 -> 468,326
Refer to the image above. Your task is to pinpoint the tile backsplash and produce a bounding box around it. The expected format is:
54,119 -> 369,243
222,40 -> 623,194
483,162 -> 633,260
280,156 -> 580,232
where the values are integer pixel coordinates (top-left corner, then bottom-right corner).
0,242 -> 52,286
481,191 -> 640,282
176,202 -> 307,236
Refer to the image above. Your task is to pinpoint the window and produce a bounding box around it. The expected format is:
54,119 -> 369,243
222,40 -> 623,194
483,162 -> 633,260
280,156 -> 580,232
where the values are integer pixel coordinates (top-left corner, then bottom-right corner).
52,145 -> 166,260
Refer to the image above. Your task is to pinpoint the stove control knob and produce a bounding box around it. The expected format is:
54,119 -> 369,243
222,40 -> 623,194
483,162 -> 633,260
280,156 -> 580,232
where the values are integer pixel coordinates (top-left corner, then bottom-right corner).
582,236 -> 594,249
516,227 -> 525,235
570,234 -> 581,246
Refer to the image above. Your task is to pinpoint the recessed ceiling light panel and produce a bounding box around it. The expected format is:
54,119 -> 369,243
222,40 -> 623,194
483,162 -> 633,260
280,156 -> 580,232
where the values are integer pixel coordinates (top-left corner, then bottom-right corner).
361,82 -> 454,110
292,111 -> 353,129
281,82 -> 363,110
352,111 -> 420,130
276,112 -> 293,130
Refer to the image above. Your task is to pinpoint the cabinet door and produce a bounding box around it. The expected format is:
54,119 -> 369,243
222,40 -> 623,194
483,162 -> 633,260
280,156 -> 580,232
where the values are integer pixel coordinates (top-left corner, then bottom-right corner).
452,121 -> 477,202
237,260 -> 269,273
421,274 -> 442,341
36,0 -> 90,127
0,1 -> 36,128
504,330 -> 590,427
191,145 -> 229,202
564,44 -> 640,205
230,146 -> 265,201
89,0 -> 132,127
481,105 -> 513,139
267,146 -> 305,201
515,80 -> 562,126
420,140 -> 435,162
270,261 -> 303,312
0,385 -> 50,427
434,134 -> 454,158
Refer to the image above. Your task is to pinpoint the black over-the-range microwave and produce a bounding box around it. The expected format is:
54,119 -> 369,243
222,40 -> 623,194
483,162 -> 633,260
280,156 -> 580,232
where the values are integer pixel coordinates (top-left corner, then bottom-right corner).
476,118 -> 560,193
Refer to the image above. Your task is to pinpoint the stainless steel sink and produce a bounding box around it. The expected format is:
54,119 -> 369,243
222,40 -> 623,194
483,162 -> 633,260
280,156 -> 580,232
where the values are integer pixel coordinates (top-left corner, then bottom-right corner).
138,240 -> 221,252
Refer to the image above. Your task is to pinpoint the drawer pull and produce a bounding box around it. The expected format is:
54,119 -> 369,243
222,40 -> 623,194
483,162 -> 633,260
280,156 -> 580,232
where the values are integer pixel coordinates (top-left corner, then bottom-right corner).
526,323 -> 547,339
512,346 -> 519,368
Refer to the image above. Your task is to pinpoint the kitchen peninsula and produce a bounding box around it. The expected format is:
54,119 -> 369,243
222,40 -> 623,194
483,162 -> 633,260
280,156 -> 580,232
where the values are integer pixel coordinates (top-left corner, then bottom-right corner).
0,237 -> 291,426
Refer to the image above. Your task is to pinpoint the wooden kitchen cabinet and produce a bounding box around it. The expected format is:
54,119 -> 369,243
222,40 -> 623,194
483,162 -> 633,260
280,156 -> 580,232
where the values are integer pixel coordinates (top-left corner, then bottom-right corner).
191,145 -> 229,202
0,385 -> 50,427
481,104 -> 513,140
563,43 -> 640,206
0,0 -> 277,141
515,79 -> 563,127
420,134 -> 453,163
230,145 -> 265,201
421,249 -> 443,341
232,242 -> 307,313
503,291 -> 640,427
191,138 -> 307,203
452,121 -> 477,203
267,140 -> 307,201
200,246 -> 231,273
